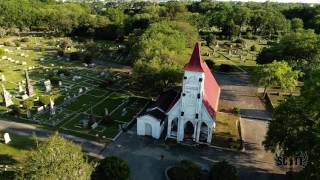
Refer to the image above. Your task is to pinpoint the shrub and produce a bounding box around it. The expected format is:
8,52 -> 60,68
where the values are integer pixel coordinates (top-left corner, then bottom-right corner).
57,49 -> 64,57
20,37 -> 29,42
40,95 -> 51,106
233,107 -> 240,115
250,45 -> 257,51
219,64 -> 232,72
9,105 -> 21,116
69,52 -> 81,61
49,76 -> 61,86
171,160 -> 201,180
234,38 -> 245,44
57,69 -> 71,76
91,156 -> 130,180
209,160 -> 239,180
15,42 -> 21,47
4,41 -> 12,46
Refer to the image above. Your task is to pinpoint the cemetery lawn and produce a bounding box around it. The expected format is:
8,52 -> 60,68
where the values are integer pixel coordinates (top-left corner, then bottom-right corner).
201,39 -> 266,73
0,132 -> 36,164
0,35 -> 150,142
212,112 -> 241,150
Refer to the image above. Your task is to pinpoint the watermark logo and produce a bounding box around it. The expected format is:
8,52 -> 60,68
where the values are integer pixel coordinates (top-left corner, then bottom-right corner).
274,151 -> 308,171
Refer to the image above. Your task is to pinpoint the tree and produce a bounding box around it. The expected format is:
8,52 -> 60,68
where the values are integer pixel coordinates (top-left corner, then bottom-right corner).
263,70 -> 320,180
17,133 -> 92,180
40,95 -> 51,106
209,160 -> 239,180
252,61 -> 301,97
132,59 -> 182,94
91,156 -> 130,180
291,18 -> 304,31
256,29 -> 320,72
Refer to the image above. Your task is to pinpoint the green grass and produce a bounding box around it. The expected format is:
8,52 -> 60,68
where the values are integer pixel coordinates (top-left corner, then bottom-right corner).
213,112 -> 241,149
0,132 -> 36,163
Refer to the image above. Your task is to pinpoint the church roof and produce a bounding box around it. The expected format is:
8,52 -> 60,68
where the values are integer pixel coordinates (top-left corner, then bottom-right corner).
184,42 -> 221,118
139,89 -> 180,123
148,89 -> 179,112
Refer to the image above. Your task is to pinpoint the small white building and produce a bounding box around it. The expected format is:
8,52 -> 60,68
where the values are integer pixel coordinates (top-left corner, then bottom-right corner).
137,90 -> 179,139
137,43 -> 220,144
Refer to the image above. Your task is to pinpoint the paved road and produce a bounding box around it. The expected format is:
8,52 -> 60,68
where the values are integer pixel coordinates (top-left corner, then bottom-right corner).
0,120 -> 105,158
215,72 -> 272,120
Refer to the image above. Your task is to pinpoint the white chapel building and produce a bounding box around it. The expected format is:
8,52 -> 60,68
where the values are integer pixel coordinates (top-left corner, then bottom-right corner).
137,43 -> 220,144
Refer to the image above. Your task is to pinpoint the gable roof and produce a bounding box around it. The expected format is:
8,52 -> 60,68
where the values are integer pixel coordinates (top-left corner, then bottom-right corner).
139,89 -> 180,123
148,89 -> 179,112
184,42 -> 221,118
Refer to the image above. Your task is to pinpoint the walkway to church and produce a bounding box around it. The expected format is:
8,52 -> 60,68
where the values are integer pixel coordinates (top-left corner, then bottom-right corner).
102,72 -> 285,180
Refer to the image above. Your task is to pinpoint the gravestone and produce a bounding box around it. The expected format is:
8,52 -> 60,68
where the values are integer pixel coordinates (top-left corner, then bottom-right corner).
25,70 -> 35,96
91,122 -> 98,130
37,106 -> 44,112
4,133 -> 11,144
78,88 -> 83,95
121,108 -> 127,117
105,108 -> 109,116
1,85 -> 14,107
0,74 -> 5,81
44,80 -> 52,92
50,98 -> 55,115
58,81 -> 62,87
18,81 -> 24,94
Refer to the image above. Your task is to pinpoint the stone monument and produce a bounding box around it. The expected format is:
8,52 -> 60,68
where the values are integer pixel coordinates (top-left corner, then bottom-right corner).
25,70 -> 34,96
1,85 -> 14,107
4,133 -> 11,144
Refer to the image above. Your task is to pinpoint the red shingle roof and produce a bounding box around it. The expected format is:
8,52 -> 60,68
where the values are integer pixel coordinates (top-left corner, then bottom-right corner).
184,42 -> 221,118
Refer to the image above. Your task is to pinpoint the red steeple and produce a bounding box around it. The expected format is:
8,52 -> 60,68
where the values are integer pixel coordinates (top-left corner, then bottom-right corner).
184,42 -> 205,72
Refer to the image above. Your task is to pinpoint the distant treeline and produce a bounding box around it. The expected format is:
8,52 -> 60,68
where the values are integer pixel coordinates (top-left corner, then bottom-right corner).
0,0 -> 320,40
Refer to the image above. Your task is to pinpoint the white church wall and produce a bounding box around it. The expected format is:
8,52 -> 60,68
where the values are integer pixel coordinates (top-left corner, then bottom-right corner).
137,115 -> 162,139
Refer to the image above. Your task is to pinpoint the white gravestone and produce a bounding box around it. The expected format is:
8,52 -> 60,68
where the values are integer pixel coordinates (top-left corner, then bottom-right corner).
18,81 -> 24,93
105,108 -> 109,116
4,133 -> 11,144
50,98 -> 55,115
91,122 -> 98,130
44,80 -> 52,92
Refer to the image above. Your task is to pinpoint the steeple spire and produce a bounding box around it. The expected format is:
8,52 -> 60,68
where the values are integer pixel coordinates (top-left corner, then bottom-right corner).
184,42 -> 204,72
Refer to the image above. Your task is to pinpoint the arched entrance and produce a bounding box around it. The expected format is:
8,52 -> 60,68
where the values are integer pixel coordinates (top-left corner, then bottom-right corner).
184,121 -> 194,140
170,118 -> 178,137
199,122 -> 208,142
145,123 -> 152,136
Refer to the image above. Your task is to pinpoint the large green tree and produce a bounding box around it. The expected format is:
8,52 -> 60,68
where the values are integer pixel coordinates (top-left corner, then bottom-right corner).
257,30 -> 320,71
17,133 -> 92,180
263,70 -> 320,180
252,61 -> 301,97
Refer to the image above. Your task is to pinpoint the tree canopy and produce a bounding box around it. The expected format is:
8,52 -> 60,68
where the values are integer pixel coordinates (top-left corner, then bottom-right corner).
252,61 -> 301,97
17,133 -> 92,180
263,70 -> 320,180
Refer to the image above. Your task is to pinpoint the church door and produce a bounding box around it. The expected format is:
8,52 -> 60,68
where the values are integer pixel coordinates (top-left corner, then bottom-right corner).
184,121 -> 194,140
145,123 -> 152,136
